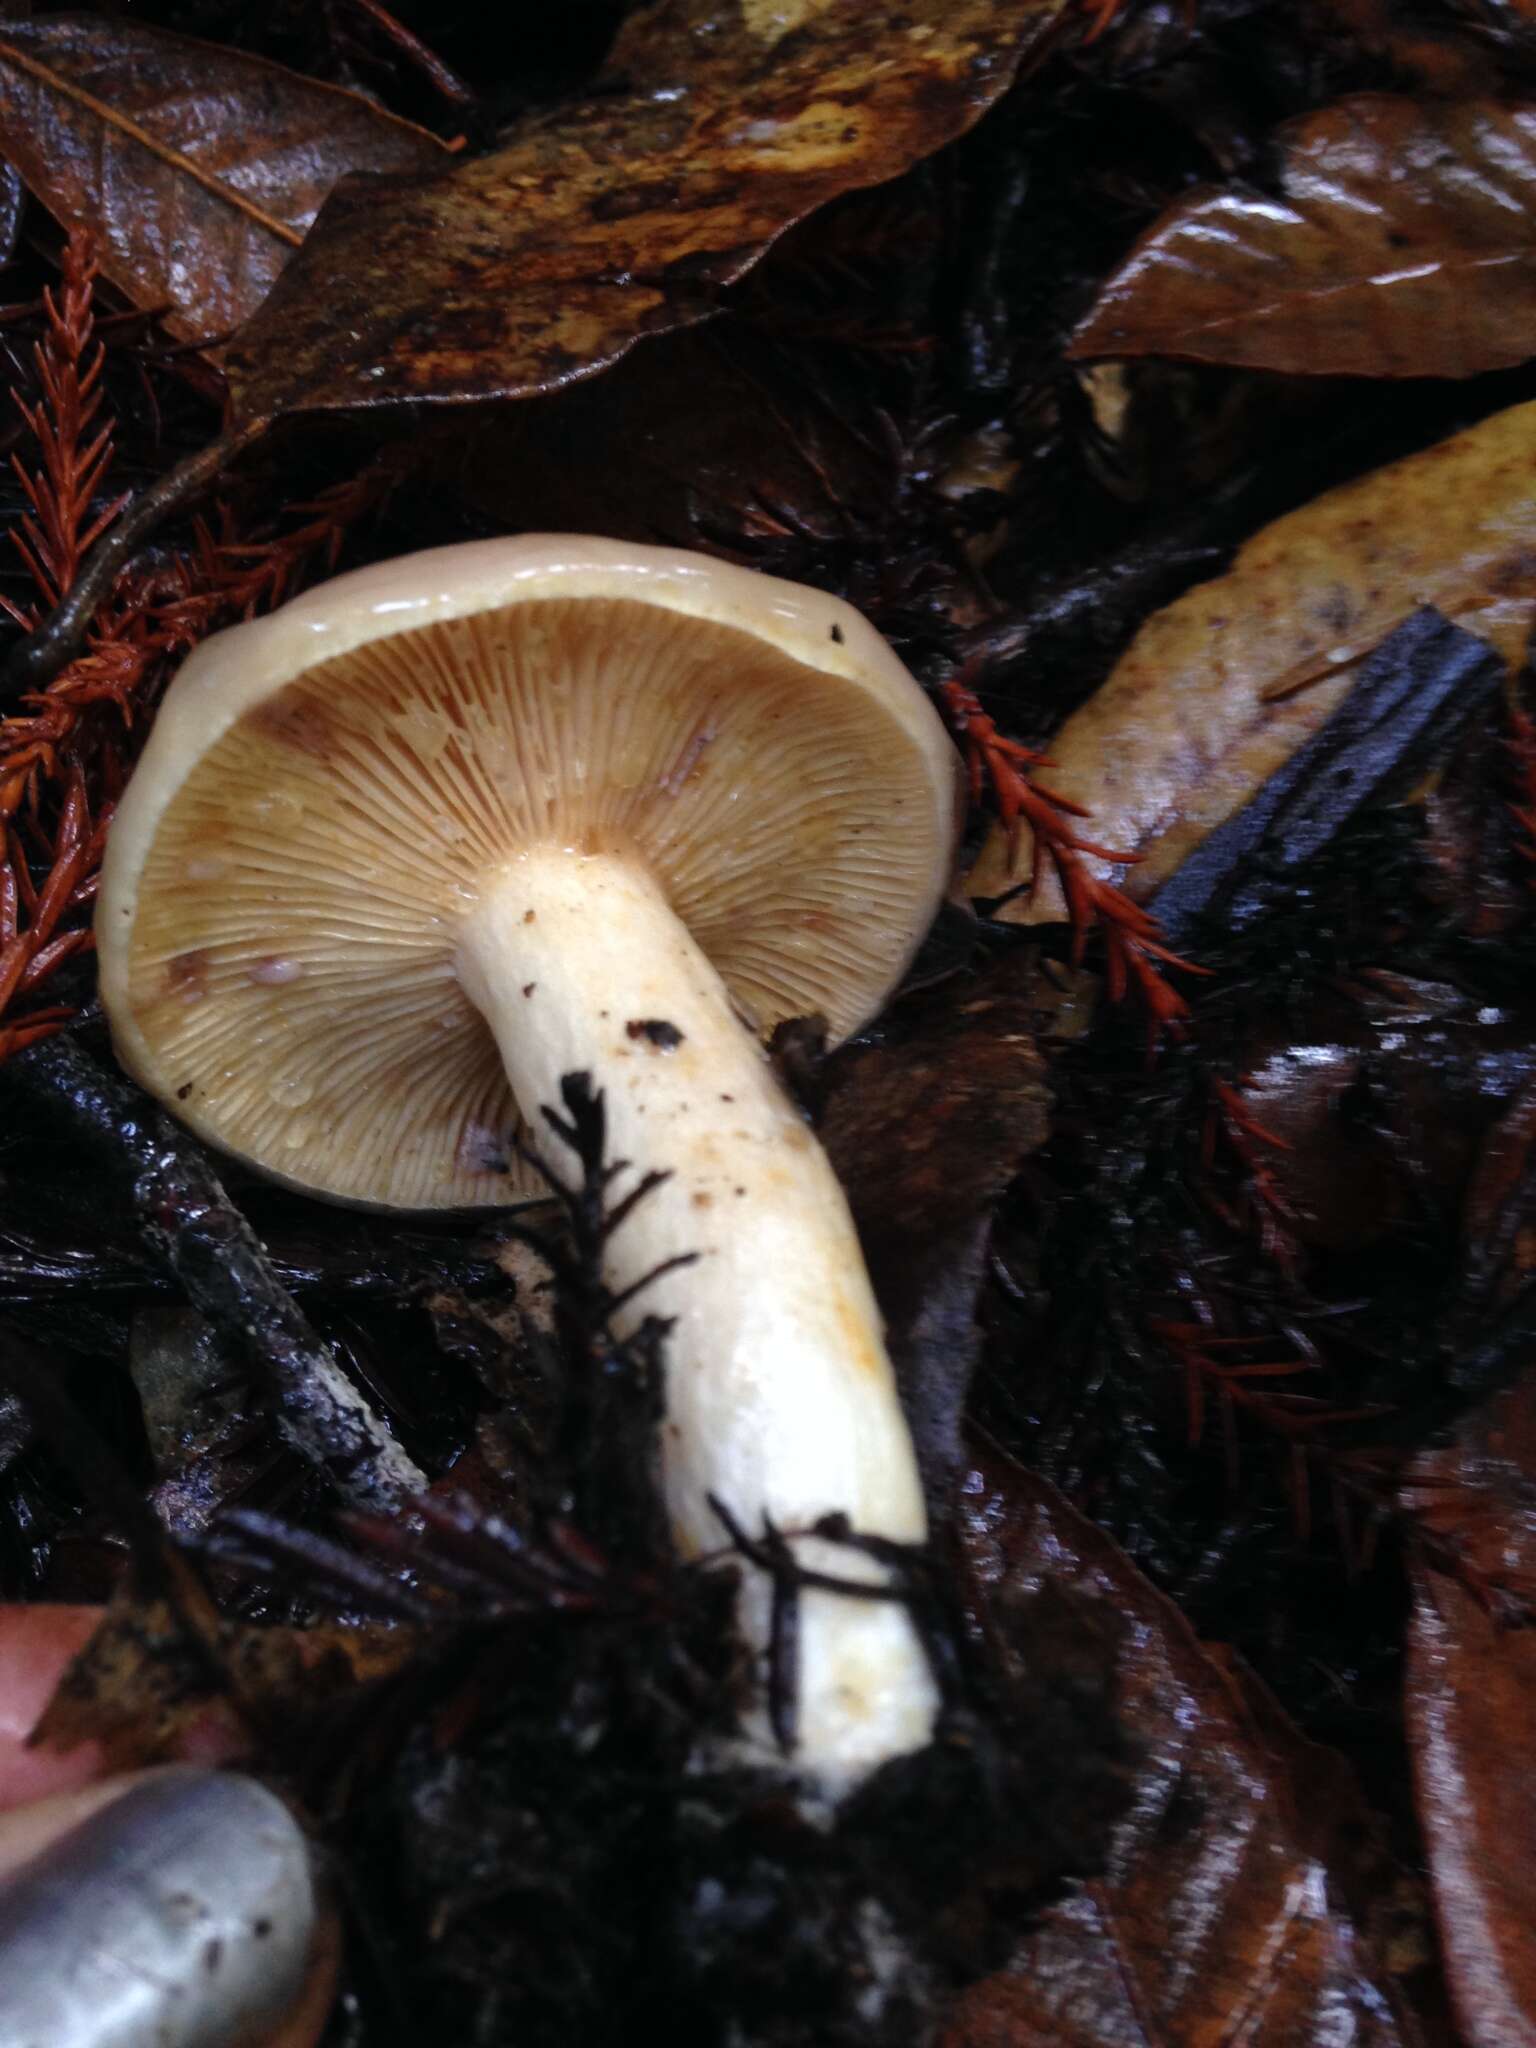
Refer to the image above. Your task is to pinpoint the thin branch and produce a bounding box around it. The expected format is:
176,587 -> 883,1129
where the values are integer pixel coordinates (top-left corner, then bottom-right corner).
3,417 -> 272,696
2,1034 -> 427,1511
346,0 -> 476,106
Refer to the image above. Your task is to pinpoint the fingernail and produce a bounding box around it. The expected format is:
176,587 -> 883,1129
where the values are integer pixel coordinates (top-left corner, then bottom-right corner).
0,1765 -> 324,2048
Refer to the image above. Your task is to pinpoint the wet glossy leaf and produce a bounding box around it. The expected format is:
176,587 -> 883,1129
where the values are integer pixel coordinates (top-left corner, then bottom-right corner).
1403,1367 -> 1536,2048
0,13 -> 445,340
821,952 -> 1093,1493
30,1581 -> 416,1777
947,1455 -> 1417,2048
1071,95 -> 1536,379
225,0 -> 1069,420
1208,978 -> 1536,1258
969,398 -> 1536,921
425,308 -> 917,562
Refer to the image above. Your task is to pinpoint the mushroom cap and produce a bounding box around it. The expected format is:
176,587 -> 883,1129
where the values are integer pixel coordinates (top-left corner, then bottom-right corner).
98,536 -> 960,1209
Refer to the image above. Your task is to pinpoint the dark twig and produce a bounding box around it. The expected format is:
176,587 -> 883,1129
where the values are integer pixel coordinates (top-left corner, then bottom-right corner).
766,1525 -> 800,1754
708,1496 -> 922,1607
3,417 -> 272,697
210,1506 -> 437,1622
347,0 -> 476,106
344,1495 -> 646,1617
708,1494 -> 936,1756
0,1215 -> 499,1304
2,1034 -> 426,1510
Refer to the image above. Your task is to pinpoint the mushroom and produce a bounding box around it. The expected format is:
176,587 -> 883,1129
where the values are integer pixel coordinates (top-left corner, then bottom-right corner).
96,536 -> 960,1791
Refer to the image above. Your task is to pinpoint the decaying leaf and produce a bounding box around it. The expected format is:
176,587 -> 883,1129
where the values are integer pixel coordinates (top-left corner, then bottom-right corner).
1402,1365 -> 1536,2048
422,312 -> 915,561
225,0 -> 1070,420
1462,1075 -> 1536,1306
0,13 -> 445,340
31,1579 -> 416,1779
0,1604 -> 104,1808
1198,975 -> 1536,1259
947,1455 -> 1417,2048
1071,94 -> 1536,380
821,951 -> 1095,1497
969,398 -> 1536,920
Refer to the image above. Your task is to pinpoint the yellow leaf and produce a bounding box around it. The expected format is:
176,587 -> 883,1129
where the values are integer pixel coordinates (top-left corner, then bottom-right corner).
968,399 -> 1536,921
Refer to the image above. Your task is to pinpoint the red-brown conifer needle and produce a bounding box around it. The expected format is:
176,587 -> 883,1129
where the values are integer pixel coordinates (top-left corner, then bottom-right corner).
942,674 -> 1205,1042
0,232 -> 378,1064
1204,1075 -> 1301,1268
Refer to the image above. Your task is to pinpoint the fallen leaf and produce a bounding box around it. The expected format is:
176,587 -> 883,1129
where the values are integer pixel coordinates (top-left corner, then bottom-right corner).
1071,94 -> 1536,379
424,311 -> 912,561
820,952 -> 1094,1496
968,398 -> 1536,921
0,13 -> 445,340
947,1454 -> 1419,2048
1461,1075 -> 1536,1306
225,0 -> 1070,420
31,1579 -> 417,1778
1307,2 -> 1513,99
1402,1366 -> 1536,2048
1203,978 -> 1536,1259
1420,713 -> 1534,938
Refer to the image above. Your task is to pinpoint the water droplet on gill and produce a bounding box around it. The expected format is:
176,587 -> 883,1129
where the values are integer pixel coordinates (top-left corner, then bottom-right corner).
281,1119 -> 313,1150
185,856 -> 225,883
251,788 -> 304,822
246,956 -> 303,986
519,621 -> 561,672
267,1073 -> 315,1110
398,706 -> 454,762
609,740 -> 651,791
481,736 -> 520,788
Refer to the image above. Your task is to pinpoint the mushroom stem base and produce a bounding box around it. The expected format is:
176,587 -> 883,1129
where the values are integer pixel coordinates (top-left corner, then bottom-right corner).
457,848 -> 938,1790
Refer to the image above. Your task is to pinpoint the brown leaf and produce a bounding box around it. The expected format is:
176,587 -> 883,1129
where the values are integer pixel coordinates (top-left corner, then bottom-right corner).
947,1454 -> 1419,2048
1219,980 -> 1536,1258
820,952 -> 1094,1492
968,398 -> 1536,921
225,0 -> 1069,421
0,13 -> 446,341
1403,1367 -> 1536,2048
425,312 -> 913,559
1071,95 -> 1536,380
1461,1077 -> 1536,1303
32,1579 -> 416,1778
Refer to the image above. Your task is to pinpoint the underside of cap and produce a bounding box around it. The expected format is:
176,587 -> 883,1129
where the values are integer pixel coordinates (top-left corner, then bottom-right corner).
98,542 -> 959,1209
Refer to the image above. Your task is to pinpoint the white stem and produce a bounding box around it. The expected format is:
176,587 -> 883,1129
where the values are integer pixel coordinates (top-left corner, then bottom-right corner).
457,847 -> 938,1790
